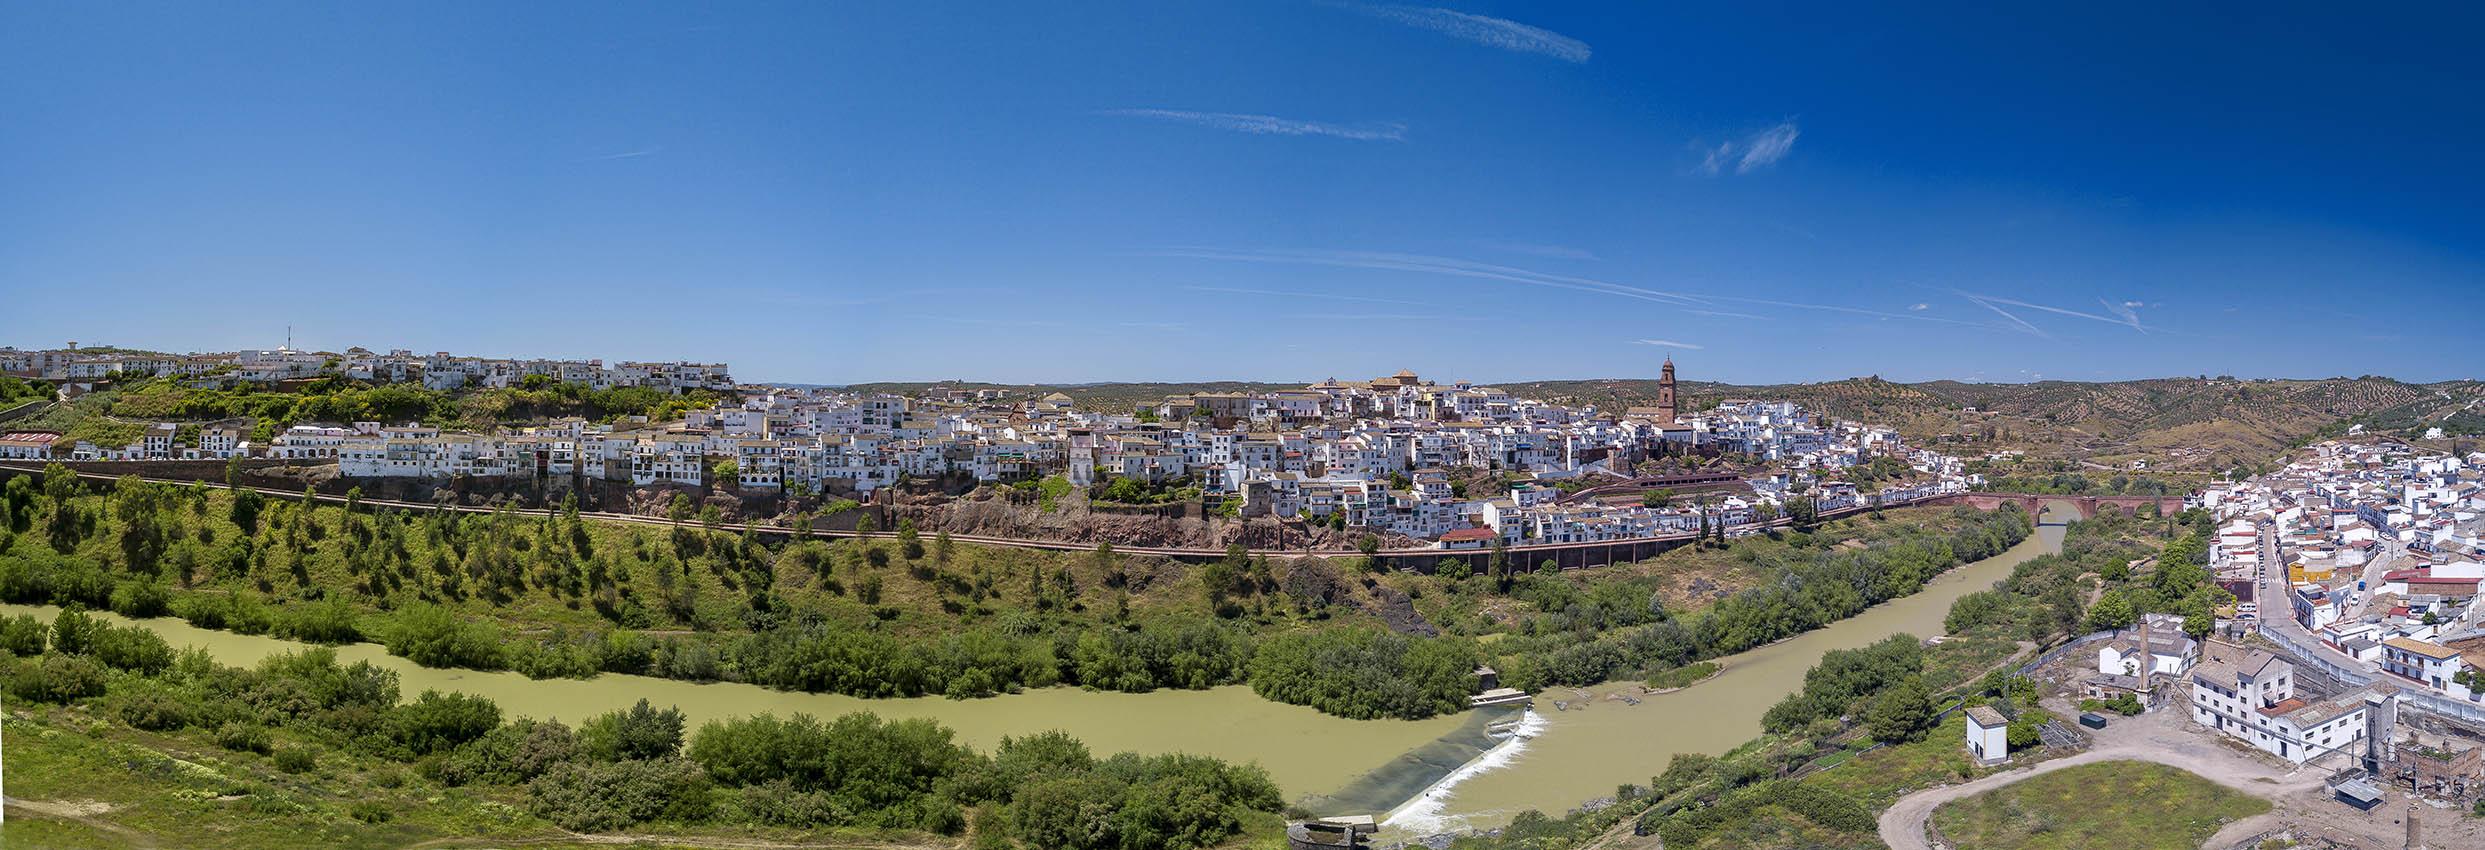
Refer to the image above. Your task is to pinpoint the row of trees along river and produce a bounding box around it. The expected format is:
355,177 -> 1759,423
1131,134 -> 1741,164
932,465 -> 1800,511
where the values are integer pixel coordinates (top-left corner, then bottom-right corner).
0,464 -> 2067,836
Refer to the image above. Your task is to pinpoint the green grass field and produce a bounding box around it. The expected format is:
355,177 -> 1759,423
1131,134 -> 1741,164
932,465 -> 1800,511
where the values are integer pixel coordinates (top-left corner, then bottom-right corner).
1929,761 -> 2270,850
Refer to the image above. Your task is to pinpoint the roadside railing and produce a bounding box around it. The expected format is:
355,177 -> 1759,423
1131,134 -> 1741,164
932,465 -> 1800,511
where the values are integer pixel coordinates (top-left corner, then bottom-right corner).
2256,624 -> 2485,725
2015,632 -> 2115,678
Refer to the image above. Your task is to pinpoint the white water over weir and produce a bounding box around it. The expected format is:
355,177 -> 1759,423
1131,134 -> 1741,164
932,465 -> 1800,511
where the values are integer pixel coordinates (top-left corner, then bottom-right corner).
1383,708 -> 1552,834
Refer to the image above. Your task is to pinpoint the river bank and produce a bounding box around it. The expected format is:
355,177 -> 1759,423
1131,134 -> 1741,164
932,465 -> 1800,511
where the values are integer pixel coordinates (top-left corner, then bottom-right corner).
0,477 -> 2062,837
0,601 -> 1466,800
1368,505 -> 2071,838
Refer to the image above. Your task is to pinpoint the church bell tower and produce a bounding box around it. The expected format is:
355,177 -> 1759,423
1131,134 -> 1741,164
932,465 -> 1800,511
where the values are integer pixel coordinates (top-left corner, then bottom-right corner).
1657,357 -> 1678,424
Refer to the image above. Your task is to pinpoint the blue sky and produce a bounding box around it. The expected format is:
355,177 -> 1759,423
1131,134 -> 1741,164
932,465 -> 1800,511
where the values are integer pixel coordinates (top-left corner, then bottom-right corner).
4,2 -> 2480,385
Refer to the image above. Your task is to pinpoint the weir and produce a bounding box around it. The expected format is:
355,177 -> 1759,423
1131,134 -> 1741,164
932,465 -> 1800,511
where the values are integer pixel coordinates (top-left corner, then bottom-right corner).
1349,503 -> 2074,838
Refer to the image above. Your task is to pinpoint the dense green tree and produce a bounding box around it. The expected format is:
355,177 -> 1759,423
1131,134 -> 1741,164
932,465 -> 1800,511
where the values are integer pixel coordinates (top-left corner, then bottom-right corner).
581,698 -> 687,762
2086,593 -> 2137,631
395,690 -> 504,755
1864,675 -> 1935,744
1247,627 -> 1481,720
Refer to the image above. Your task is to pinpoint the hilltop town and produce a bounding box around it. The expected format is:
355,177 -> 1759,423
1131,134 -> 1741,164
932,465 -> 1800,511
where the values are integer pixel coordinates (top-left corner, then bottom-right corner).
1,343 -> 1973,548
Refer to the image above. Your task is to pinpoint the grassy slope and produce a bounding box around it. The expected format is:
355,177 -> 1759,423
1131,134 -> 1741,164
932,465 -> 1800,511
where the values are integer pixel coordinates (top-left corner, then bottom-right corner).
1394,507 -> 1971,637
1,487 -> 2017,850
0,704 -> 1287,850
0,707 -> 550,850
4,480 -> 1997,704
1928,761 -> 2268,850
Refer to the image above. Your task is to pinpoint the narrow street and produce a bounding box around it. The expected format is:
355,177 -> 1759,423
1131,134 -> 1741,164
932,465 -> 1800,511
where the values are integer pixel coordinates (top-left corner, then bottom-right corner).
2251,520 -> 2371,675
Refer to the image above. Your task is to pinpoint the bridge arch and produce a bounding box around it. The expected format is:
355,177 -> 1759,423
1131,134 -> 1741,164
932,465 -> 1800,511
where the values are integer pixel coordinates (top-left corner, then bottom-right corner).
1943,492 -> 2185,520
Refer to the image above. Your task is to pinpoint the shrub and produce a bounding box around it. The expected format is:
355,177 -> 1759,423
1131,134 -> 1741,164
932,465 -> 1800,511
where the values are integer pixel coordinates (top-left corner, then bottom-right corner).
527,758 -> 714,831
216,722 -> 274,754
274,598 -> 363,644
50,607 -> 104,655
0,613 -> 46,655
1773,781 -> 1873,832
9,654 -> 108,703
274,747 -> 318,773
579,699 -> 685,762
118,686 -> 193,730
91,625 -> 175,673
438,718 -> 578,786
109,581 -> 172,618
1865,676 -> 1935,744
1247,628 -> 1481,720
253,648 -> 399,715
393,690 -> 504,756
386,603 -> 504,669
177,593 -> 276,635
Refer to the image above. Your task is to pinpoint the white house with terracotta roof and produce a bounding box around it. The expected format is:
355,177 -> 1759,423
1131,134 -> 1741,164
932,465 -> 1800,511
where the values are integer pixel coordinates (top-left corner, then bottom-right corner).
2382,636 -> 2466,691
2189,642 -> 2373,765
0,431 -> 60,460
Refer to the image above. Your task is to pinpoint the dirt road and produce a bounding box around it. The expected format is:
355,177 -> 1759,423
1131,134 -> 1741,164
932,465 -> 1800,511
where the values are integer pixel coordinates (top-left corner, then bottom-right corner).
1876,708 -> 2320,850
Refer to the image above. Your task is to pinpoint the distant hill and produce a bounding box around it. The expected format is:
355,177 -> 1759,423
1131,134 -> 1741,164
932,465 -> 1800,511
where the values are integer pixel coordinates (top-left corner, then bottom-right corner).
1508,375 -> 2485,473
846,374 -> 2485,475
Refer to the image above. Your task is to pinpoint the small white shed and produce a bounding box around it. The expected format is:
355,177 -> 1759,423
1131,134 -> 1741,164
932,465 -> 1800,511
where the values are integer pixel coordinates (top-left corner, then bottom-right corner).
1964,705 -> 2011,765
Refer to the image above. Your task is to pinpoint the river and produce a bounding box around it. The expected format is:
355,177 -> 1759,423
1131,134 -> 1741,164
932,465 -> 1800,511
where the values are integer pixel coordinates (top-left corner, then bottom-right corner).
2,503 -> 2069,835
0,603 -> 1469,799
1370,502 -> 2071,836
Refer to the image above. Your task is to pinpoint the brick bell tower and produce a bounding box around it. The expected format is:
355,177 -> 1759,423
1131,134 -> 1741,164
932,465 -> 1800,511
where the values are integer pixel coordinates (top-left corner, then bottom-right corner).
1657,357 -> 1678,424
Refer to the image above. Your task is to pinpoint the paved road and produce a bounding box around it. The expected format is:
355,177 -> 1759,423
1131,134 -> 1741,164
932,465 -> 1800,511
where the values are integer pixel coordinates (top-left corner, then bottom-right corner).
2251,520 -> 2372,675
1876,708 -> 2324,850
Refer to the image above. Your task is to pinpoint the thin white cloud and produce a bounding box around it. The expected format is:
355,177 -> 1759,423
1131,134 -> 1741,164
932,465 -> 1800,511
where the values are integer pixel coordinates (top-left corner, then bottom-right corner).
1356,5 -> 1591,63
1295,312 -> 1479,321
914,315 -> 1065,328
1180,285 -> 1430,307
1908,303 -> 1930,311
1484,240 -> 1599,261
579,146 -> 664,162
1696,121 -> 1800,175
1100,109 -> 1405,141
1710,294 -> 1995,329
2099,298 -> 2147,332
1698,142 -> 1736,176
1964,292 -> 2157,332
1738,123 -> 1799,172
1632,339 -> 1705,350
1962,295 -> 2050,339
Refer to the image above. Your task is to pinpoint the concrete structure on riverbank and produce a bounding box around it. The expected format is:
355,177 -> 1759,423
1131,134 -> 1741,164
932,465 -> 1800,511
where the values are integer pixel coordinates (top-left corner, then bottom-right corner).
1286,816 -> 1376,849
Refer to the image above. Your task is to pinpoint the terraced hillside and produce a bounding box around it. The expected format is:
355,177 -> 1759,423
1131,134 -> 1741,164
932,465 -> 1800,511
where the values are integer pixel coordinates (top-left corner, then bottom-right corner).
895,374 -> 2484,475
1510,375 -> 2485,473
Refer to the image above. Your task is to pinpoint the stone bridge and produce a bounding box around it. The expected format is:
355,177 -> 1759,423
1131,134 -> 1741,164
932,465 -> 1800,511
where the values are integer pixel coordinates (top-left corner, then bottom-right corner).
1936,491 -> 2186,520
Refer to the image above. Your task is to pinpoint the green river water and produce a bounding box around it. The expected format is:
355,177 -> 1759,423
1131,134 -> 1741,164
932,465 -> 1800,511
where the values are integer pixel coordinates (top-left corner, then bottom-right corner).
2,503 -> 2069,838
